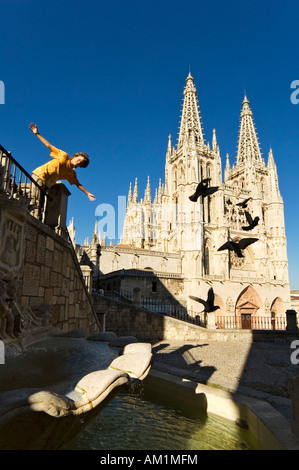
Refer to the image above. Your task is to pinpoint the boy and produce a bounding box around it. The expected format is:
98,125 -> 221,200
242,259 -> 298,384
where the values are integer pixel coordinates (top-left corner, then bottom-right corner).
29,123 -> 96,201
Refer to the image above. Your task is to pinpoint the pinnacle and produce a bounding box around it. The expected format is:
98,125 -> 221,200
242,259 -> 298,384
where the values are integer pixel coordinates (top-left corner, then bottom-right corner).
237,95 -> 262,164
243,94 -> 249,105
178,74 -> 204,145
133,177 -> 138,203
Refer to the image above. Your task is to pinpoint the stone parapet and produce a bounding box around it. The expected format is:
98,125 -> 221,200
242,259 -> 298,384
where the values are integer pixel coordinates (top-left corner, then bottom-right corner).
93,294 -> 299,343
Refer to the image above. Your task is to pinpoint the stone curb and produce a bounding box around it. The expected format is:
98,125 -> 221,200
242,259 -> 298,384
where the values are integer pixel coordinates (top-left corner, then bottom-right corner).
147,366 -> 299,450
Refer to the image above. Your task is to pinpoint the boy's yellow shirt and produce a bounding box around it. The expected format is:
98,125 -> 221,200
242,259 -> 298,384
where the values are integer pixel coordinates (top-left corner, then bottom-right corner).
32,146 -> 80,188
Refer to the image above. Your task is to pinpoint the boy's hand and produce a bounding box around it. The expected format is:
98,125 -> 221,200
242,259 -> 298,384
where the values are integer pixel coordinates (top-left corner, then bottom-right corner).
88,193 -> 96,201
29,123 -> 38,134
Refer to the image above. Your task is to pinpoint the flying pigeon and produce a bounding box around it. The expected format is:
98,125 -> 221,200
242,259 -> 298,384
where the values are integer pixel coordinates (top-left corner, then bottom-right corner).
189,287 -> 220,313
217,238 -> 258,258
242,211 -> 259,231
236,197 -> 251,208
189,178 -> 218,202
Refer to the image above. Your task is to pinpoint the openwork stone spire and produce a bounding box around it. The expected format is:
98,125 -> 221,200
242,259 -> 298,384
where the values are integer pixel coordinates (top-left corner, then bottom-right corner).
132,178 -> 138,203
144,175 -> 151,203
236,95 -> 262,164
178,73 -> 204,145
127,182 -> 132,205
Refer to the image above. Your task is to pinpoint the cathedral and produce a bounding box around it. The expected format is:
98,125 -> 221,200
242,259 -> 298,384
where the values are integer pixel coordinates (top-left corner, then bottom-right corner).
74,73 -> 291,326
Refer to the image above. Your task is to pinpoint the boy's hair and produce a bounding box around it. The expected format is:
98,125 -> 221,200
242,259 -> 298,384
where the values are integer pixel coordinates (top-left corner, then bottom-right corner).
71,152 -> 89,168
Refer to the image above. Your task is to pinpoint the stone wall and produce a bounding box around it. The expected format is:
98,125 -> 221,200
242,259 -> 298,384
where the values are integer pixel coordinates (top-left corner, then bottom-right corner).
93,294 -> 298,343
21,214 -> 99,333
94,293 -> 198,342
99,245 -> 181,276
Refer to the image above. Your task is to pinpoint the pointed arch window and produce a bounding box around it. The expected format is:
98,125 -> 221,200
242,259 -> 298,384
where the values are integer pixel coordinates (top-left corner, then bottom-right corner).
173,168 -> 177,191
198,161 -> 202,180
261,179 -> 265,200
204,245 -> 210,275
207,197 -> 211,223
207,164 -> 212,179
175,197 -> 178,222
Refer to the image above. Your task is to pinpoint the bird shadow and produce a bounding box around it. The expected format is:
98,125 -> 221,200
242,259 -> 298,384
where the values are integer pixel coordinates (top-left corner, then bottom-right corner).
152,342 -> 216,384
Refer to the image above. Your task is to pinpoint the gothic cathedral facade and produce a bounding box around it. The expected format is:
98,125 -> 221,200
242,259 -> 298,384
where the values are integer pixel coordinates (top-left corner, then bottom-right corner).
78,73 -> 291,323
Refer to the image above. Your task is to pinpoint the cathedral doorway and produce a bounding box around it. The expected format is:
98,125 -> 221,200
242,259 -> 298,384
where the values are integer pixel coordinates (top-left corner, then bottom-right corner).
238,302 -> 259,329
241,314 -> 251,329
235,286 -> 263,329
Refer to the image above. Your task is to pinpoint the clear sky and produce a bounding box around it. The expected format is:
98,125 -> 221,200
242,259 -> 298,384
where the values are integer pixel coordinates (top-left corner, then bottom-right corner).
0,0 -> 299,289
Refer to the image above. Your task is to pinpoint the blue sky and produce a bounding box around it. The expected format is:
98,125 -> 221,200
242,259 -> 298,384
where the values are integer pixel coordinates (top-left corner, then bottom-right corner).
0,0 -> 299,289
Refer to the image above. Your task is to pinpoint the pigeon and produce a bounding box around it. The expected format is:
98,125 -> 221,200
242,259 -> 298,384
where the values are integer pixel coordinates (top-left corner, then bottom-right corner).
242,211 -> 259,231
217,238 -> 258,258
236,197 -> 251,208
189,178 -> 219,202
189,287 -> 220,313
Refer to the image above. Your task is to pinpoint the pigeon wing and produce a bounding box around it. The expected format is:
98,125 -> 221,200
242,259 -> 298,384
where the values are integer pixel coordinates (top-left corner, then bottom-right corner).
238,238 -> 258,250
253,217 -> 259,227
189,181 -> 207,201
189,193 -> 199,202
202,186 -> 218,197
237,197 -> 251,208
244,211 -> 253,224
217,241 -> 234,251
189,295 -> 209,309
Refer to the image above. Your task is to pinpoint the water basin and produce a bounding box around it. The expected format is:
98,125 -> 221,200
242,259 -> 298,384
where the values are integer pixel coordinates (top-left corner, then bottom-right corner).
0,335 -> 263,450
61,385 -> 263,450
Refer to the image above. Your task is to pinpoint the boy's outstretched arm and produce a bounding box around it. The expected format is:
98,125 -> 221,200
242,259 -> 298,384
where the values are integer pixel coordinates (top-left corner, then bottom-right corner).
76,182 -> 96,201
29,123 -> 54,150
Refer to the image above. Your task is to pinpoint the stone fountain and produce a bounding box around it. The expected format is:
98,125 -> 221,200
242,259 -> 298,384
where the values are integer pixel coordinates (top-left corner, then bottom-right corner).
0,335 -> 152,450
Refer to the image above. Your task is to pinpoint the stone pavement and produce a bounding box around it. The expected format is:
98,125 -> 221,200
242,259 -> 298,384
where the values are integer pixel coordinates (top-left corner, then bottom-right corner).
151,339 -> 299,421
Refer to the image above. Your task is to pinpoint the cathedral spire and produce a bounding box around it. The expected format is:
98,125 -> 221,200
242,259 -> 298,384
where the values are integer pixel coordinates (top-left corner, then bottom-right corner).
133,178 -> 138,203
144,175 -> 151,203
92,218 -> 99,244
224,153 -> 231,181
178,73 -> 204,146
167,134 -> 172,152
267,148 -> 282,201
166,134 -> 173,161
212,128 -> 217,151
236,95 -> 262,165
127,182 -> 132,205
267,147 -> 275,168
67,217 -> 76,246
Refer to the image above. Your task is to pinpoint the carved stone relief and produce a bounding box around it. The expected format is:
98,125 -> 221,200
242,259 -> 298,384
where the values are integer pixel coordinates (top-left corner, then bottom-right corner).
0,196 -> 51,347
